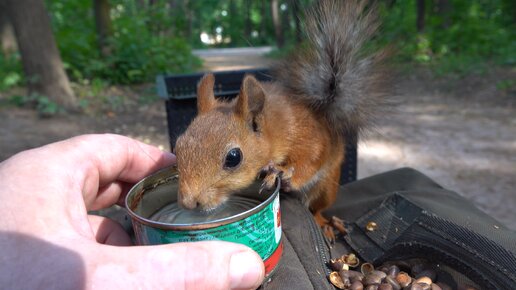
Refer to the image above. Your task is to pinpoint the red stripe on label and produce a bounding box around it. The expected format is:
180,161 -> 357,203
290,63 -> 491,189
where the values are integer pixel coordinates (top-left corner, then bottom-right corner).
264,241 -> 283,275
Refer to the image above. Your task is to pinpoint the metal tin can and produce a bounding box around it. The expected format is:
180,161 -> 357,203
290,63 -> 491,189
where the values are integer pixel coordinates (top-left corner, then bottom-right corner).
125,165 -> 283,276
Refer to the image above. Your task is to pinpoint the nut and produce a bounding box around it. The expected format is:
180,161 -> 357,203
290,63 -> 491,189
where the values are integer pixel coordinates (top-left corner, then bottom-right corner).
361,262 -> 375,275
330,258 -> 346,271
415,269 -> 436,282
329,271 -> 346,289
411,282 -> 431,290
415,276 -> 432,286
371,270 -> 387,280
364,273 -> 384,285
341,270 -> 365,283
378,282 -> 393,290
350,280 -> 364,290
384,275 -> 401,290
410,283 -> 425,290
395,271 -> 412,288
366,221 -> 378,232
338,270 -> 352,288
342,253 -> 360,267
387,265 -> 400,278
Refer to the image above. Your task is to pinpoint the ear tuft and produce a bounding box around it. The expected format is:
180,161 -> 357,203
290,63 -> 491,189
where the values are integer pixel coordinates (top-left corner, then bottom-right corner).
236,75 -> 266,121
197,74 -> 216,114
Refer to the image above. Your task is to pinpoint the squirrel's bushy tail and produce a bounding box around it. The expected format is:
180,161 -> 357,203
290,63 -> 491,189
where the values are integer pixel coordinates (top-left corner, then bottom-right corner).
273,0 -> 391,136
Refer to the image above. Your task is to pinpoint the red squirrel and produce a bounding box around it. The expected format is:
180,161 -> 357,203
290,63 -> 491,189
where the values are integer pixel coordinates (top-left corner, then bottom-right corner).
174,0 -> 390,240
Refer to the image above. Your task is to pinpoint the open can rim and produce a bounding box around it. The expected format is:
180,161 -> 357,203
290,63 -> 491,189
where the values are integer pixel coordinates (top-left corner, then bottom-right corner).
125,165 -> 281,230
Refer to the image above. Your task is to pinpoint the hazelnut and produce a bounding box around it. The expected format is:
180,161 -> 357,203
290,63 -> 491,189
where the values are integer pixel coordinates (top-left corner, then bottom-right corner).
378,282 -> 394,290
330,258 -> 346,271
385,275 -> 401,290
329,271 -> 346,289
361,262 -> 375,275
350,280 -> 364,290
415,276 -> 432,286
395,271 -> 412,288
342,253 -> 360,267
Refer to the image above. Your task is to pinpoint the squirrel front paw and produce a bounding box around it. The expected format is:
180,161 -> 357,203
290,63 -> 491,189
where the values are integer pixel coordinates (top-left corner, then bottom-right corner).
315,214 -> 347,244
259,161 -> 294,193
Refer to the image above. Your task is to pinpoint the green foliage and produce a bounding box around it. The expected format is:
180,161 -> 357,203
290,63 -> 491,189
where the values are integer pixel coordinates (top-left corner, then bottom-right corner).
8,93 -> 62,117
0,55 -> 24,91
496,79 -> 516,93
45,0 -> 201,85
375,0 -> 516,74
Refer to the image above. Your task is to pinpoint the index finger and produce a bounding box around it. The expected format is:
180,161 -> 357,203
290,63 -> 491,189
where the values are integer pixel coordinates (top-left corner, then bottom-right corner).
73,134 -> 175,182
63,134 -> 175,200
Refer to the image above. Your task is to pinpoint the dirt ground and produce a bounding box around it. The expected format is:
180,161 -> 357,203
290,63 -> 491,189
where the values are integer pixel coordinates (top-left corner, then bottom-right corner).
1,48 -> 515,230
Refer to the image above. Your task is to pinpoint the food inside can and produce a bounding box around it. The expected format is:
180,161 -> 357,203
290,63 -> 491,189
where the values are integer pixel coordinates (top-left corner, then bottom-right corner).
151,195 -> 264,224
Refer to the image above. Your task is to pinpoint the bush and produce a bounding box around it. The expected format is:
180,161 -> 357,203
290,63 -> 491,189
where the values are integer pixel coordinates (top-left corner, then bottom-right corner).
375,0 -> 516,74
0,54 -> 24,91
46,0 -> 201,85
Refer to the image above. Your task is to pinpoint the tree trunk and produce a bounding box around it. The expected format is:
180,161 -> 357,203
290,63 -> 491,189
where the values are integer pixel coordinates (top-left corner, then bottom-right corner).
0,2 -> 18,57
244,0 -> 252,40
270,0 -> 284,48
501,0 -> 516,24
282,2 -> 290,42
4,0 -> 76,109
289,0 -> 302,44
416,0 -> 426,33
436,0 -> 451,28
185,0 -> 193,41
260,0 -> 267,39
93,0 -> 113,57
135,0 -> 146,9
386,0 -> 397,8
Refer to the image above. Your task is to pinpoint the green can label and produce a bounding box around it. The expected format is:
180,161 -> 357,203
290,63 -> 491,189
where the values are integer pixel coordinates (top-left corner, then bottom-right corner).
136,194 -> 282,261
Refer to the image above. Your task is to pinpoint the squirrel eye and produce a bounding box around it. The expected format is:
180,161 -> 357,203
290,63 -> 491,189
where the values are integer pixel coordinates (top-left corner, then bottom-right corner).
224,148 -> 242,169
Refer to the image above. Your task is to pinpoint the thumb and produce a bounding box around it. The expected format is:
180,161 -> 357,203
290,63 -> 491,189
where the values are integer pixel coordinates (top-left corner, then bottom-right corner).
88,241 -> 265,290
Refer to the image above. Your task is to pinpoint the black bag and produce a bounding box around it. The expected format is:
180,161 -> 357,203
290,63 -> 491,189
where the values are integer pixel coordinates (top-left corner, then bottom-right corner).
262,167 -> 516,290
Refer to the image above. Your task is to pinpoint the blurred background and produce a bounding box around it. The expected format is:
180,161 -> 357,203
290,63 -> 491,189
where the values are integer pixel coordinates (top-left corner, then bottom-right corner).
0,0 -> 514,229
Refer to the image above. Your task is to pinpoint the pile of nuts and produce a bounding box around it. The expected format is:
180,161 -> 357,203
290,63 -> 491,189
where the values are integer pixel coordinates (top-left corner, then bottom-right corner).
327,255 -> 479,290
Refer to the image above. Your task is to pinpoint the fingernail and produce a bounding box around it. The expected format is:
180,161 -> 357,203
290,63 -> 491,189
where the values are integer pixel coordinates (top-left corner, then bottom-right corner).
229,251 -> 264,289
161,151 -> 176,164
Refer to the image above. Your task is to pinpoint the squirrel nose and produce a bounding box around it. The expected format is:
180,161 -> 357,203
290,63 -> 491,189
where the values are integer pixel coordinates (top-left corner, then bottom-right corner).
179,193 -> 200,210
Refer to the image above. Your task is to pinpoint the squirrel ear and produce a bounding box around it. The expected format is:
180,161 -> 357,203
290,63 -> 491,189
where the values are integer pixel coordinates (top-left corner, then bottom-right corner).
197,74 -> 217,114
236,75 -> 265,121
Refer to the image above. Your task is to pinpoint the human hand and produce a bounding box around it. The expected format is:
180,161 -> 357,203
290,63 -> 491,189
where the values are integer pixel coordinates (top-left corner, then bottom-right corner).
0,134 -> 264,289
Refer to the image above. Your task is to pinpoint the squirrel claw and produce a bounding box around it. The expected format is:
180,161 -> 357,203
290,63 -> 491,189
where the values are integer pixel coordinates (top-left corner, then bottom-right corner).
315,215 -> 346,244
259,162 -> 294,193
259,161 -> 279,193
330,216 -> 347,235
260,173 -> 278,193
322,224 -> 336,244
279,167 -> 294,192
